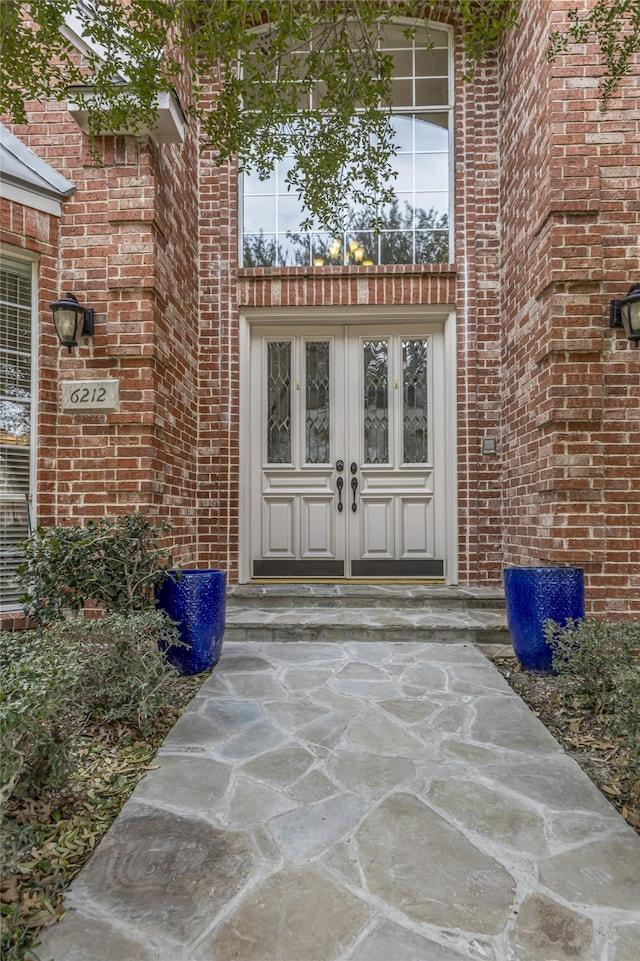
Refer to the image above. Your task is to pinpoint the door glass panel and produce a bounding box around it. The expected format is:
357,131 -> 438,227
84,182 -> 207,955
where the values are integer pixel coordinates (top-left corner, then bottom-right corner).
363,341 -> 389,464
305,341 -> 330,464
267,341 -> 292,463
403,339 -> 429,463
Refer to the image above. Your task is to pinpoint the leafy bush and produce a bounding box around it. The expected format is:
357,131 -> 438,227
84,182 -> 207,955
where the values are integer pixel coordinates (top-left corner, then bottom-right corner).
1,612 -> 183,805
546,617 -> 640,782
69,611 -> 183,735
17,511 -> 174,624
0,627 -> 80,806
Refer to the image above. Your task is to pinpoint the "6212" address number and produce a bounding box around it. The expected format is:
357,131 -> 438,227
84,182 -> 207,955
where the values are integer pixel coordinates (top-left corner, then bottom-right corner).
61,379 -> 119,413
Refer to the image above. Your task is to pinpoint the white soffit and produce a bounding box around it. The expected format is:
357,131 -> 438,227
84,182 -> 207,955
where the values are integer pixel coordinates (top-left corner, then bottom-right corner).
61,9 -> 185,145
67,88 -> 186,145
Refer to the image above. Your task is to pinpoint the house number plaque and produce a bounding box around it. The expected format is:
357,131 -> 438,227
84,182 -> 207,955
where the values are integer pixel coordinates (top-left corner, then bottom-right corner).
61,379 -> 120,412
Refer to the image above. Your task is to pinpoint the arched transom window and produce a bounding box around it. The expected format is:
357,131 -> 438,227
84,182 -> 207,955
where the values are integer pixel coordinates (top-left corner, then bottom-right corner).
242,22 -> 452,268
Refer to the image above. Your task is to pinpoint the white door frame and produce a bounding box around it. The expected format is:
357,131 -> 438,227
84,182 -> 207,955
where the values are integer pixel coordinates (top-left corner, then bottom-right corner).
239,305 -> 458,584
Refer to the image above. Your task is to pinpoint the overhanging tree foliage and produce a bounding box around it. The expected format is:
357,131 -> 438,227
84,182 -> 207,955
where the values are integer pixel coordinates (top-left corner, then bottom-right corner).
1,1 -> 638,231
548,0 -> 640,106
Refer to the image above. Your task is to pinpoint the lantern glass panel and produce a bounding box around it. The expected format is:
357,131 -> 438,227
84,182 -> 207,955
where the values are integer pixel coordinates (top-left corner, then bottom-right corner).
54,306 -> 82,344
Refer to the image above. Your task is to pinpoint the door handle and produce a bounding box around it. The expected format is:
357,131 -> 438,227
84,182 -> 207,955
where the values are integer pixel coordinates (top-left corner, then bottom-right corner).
336,476 -> 344,512
351,475 -> 358,512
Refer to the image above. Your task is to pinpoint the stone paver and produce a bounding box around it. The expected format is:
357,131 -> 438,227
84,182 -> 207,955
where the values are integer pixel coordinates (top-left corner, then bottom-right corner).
30,641 -> 640,961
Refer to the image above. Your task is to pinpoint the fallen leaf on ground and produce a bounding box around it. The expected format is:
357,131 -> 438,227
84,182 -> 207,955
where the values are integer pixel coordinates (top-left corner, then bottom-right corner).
0,877 -> 20,904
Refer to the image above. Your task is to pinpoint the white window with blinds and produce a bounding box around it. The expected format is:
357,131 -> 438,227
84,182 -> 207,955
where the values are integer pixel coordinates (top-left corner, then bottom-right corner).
1,252 -> 36,610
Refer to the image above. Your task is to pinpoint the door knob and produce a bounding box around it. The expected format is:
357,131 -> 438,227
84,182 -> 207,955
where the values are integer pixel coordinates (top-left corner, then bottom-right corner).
336,460 -> 344,472
350,462 -> 358,474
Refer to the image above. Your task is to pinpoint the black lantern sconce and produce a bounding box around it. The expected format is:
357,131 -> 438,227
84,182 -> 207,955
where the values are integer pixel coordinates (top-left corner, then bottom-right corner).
610,283 -> 640,343
49,293 -> 94,352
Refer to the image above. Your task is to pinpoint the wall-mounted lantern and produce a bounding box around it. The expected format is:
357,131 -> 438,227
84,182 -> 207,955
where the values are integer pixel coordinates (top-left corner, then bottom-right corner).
610,283 -> 640,342
49,293 -> 94,352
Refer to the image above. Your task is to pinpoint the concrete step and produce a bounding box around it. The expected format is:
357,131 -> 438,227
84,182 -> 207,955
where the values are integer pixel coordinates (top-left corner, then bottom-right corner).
226,584 -> 509,650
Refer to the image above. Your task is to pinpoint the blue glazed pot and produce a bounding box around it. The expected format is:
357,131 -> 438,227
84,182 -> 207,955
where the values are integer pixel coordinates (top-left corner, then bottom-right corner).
156,569 -> 226,675
503,567 -> 584,674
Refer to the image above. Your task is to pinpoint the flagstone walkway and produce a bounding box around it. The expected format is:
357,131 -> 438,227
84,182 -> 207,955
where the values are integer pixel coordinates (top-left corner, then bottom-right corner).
32,641 -> 640,961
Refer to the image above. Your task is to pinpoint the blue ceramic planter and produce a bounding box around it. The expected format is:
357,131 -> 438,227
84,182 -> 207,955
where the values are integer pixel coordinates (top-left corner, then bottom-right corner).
503,566 -> 584,673
156,569 -> 226,675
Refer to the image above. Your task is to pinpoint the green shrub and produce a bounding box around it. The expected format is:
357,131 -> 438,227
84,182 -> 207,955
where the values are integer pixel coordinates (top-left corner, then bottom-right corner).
545,617 -> 640,781
17,511 -> 175,624
0,626 -> 80,806
70,610 -> 183,735
1,612 -> 183,805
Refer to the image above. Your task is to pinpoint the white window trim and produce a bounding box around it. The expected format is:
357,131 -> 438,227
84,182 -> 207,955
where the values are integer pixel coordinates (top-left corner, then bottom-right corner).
0,246 -> 38,611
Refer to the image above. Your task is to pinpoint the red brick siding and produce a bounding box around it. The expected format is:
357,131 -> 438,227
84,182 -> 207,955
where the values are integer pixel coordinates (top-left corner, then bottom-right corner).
499,0 -> 640,615
3,97 -> 201,565
454,21 -> 503,587
197,155 -> 241,577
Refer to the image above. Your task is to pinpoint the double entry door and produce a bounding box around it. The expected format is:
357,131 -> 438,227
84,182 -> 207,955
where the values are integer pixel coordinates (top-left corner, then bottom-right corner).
249,323 -> 447,579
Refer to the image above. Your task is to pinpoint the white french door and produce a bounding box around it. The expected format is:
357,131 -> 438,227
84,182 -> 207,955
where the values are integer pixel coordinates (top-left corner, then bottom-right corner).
248,323 -> 447,579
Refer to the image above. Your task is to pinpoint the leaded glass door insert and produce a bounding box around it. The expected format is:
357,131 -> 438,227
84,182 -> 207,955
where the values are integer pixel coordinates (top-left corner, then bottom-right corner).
363,341 -> 389,464
403,339 -> 429,464
305,341 -> 331,464
250,323 -> 446,579
267,341 -> 292,463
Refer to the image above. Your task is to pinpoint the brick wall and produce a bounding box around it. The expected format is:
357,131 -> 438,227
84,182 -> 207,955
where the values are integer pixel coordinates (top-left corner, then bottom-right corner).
197,150 -> 240,577
3,97 -> 201,565
499,0 -> 640,614
454,20 -> 503,587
